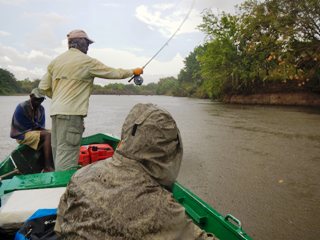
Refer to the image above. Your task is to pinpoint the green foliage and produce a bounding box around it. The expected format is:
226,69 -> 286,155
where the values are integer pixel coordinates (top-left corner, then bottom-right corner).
0,68 -> 20,95
177,45 -> 205,96
18,79 -> 40,93
197,11 -> 242,97
92,82 -> 159,95
179,0 -> 320,98
0,68 -> 42,95
156,77 -> 180,96
238,0 -> 319,92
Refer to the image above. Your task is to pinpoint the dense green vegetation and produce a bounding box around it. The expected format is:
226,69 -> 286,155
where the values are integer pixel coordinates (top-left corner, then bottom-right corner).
0,68 -> 172,96
178,0 -> 320,98
0,69 -> 21,95
0,69 -> 41,95
1,0 -> 319,99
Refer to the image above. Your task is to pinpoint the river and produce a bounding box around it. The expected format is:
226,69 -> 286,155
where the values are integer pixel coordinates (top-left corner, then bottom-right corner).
1,95 -> 319,240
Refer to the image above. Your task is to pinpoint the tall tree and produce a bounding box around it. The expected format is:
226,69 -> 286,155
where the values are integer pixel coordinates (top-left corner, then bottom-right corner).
238,0 -> 320,91
198,11 -> 241,97
178,45 -> 205,96
195,0 -> 320,97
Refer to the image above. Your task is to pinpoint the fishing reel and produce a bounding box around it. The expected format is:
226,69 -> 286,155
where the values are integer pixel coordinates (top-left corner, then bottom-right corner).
128,75 -> 144,85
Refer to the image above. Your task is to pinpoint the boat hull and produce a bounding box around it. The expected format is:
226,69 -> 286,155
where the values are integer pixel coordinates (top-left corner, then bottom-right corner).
0,133 -> 252,240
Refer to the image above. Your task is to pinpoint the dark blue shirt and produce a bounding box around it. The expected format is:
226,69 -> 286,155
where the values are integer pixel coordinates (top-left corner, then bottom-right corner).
10,100 -> 45,140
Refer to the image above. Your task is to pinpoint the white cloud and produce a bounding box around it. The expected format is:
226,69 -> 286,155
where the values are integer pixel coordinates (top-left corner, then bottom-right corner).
0,43 -> 53,79
27,50 -> 52,60
53,39 -> 68,55
90,47 -> 146,69
153,3 -> 175,10
135,3 -> 202,38
0,56 -> 12,62
22,11 -> 70,23
147,52 -> 184,76
5,65 -> 44,80
0,0 -> 244,83
0,0 -> 26,6
0,39 -> 183,82
0,39 -> 135,81
6,65 -> 28,72
19,12 -> 71,50
90,46 -> 183,76
101,2 -> 121,8
0,30 -> 10,37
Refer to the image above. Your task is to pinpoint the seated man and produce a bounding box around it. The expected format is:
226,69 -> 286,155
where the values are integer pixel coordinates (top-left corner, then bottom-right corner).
55,103 -> 217,239
10,88 -> 54,172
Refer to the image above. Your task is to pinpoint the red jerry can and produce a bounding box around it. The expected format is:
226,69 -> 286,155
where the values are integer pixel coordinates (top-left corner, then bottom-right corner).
89,144 -> 114,163
78,146 -> 90,166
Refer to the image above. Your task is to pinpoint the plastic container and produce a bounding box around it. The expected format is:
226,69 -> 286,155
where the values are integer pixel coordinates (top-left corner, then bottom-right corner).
88,144 -> 114,163
78,146 -> 90,166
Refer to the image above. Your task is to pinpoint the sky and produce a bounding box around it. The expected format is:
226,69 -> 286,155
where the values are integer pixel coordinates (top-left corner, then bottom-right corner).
0,0 -> 244,85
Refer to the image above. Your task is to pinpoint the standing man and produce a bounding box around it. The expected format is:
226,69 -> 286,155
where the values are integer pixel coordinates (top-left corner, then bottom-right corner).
38,29 -> 143,171
10,88 -> 54,172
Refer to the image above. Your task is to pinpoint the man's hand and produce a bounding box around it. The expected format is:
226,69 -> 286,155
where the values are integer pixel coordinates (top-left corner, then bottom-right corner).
133,68 -> 143,75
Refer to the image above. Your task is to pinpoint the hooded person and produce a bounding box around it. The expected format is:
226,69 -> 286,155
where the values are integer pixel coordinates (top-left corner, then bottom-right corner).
55,103 -> 217,239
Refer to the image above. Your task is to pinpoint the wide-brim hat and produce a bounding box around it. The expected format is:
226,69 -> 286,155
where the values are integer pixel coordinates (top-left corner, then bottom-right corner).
30,88 -> 45,99
67,29 -> 94,44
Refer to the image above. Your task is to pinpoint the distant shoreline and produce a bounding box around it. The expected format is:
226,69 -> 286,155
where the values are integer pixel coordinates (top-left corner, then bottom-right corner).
223,92 -> 320,107
2,92 -> 320,107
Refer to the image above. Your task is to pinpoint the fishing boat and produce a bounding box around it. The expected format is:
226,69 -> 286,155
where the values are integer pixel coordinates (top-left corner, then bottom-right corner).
0,133 -> 252,240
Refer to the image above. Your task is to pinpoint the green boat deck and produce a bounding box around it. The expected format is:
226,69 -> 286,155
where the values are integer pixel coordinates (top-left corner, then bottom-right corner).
0,170 -> 251,240
0,133 -> 252,240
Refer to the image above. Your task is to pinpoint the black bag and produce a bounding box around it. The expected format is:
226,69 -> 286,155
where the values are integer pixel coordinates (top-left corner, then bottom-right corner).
15,209 -> 57,240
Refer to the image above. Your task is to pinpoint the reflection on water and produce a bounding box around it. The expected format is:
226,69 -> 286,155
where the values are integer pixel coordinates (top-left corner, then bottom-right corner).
1,95 -> 319,240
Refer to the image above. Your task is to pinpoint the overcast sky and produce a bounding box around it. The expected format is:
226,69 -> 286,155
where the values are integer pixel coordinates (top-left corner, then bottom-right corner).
0,0 -> 244,85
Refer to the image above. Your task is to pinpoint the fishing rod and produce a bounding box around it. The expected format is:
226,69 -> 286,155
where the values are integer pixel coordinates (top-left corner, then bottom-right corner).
129,0 -> 196,85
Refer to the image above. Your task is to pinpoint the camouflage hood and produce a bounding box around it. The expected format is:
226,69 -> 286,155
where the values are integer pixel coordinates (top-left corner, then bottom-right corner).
116,103 -> 183,188
55,104 -> 216,240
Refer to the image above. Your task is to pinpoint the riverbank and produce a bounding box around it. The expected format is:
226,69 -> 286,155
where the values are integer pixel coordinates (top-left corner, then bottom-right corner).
223,92 -> 320,107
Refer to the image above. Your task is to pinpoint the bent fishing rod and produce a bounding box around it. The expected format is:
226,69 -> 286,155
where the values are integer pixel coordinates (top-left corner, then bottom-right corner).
129,0 -> 195,85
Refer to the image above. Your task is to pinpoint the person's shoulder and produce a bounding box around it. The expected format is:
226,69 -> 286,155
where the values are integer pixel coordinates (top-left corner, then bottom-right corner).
48,51 -> 66,67
73,159 -> 109,180
14,100 -> 29,114
51,49 -> 81,62
14,102 -> 23,113
69,48 -> 96,62
39,104 -> 45,111
86,55 -> 105,68
19,100 -> 30,108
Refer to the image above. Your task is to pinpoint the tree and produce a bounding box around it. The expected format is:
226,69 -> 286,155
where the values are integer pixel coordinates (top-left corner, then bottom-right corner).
194,0 -> 320,97
198,11 -> 241,97
156,77 -> 180,96
18,79 -> 40,93
282,0 -> 320,91
141,83 -> 157,95
238,0 -> 320,91
0,68 -> 20,95
178,45 -> 205,97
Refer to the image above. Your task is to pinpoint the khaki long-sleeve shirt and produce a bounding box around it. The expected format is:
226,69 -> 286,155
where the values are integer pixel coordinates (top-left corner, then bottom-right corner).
39,48 -> 134,116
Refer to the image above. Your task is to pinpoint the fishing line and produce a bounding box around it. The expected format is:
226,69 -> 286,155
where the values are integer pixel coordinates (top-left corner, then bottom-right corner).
129,0 -> 196,84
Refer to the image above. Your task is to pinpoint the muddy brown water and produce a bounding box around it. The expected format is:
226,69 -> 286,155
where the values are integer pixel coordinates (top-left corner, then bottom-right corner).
1,95 -> 319,240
